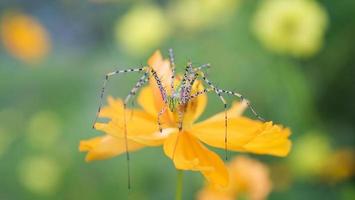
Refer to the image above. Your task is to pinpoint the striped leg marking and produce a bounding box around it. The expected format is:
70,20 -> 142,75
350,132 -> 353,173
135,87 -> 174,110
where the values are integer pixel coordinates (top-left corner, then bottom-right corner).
200,74 -> 229,160
157,105 -> 167,133
150,69 -> 168,104
168,48 -> 176,92
93,67 -> 146,128
94,66 -> 147,190
217,89 -> 265,122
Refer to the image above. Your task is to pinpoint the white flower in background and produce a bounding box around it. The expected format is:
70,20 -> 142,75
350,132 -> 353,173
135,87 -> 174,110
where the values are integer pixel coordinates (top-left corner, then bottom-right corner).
18,156 -> 62,195
170,0 -> 240,31
253,0 -> 328,58
115,4 -> 171,55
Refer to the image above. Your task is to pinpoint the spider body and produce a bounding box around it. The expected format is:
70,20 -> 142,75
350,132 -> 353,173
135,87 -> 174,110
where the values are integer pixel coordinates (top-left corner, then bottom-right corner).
167,95 -> 180,112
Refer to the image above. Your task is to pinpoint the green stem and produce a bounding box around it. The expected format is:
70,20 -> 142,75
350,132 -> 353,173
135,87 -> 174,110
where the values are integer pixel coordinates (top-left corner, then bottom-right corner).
175,170 -> 184,200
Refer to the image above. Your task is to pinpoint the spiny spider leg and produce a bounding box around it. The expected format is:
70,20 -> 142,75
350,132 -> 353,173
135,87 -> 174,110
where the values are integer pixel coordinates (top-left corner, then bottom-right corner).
199,73 -> 229,160
185,63 -> 210,94
150,68 -> 168,104
177,106 -> 186,132
124,72 -> 149,105
149,67 -> 175,134
122,103 -> 131,189
198,72 -> 265,159
180,61 -> 193,88
215,89 -> 265,122
172,108 -> 185,161
189,88 -> 213,100
93,66 -> 150,190
168,48 -> 176,92
123,72 -> 149,189
157,105 -> 167,133
180,62 -> 194,104
93,67 -> 146,128
125,74 -> 149,125
195,63 -> 210,71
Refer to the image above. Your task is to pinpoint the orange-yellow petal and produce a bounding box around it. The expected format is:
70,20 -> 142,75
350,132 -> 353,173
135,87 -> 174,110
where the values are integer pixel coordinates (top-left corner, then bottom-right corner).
201,101 -> 248,123
240,122 -> 291,156
148,50 -> 172,93
197,189 -> 233,200
79,135 -> 144,162
136,86 -> 170,123
163,131 -> 229,187
191,112 -> 291,157
95,96 -> 167,146
94,118 -> 167,147
137,86 -> 159,117
229,156 -> 272,200
100,96 -> 154,122
197,156 -> 272,200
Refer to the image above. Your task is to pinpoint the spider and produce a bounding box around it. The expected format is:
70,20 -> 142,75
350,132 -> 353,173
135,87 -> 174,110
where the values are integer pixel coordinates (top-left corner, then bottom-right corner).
93,49 -> 264,188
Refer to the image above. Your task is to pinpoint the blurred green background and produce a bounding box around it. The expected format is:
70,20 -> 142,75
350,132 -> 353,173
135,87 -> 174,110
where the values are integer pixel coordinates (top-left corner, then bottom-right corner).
0,0 -> 354,199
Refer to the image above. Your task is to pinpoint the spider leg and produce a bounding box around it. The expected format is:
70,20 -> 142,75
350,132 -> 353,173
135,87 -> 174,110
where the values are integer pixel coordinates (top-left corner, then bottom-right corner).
179,62 -> 195,104
177,106 -> 185,132
168,48 -> 176,92
199,74 -> 229,160
184,63 -> 210,90
195,63 -> 210,71
217,89 -> 265,122
93,67 -> 147,128
94,67 -> 148,190
157,105 -> 167,133
150,68 -> 174,134
120,72 -> 150,189
189,88 -> 213,100
150,68 -> 168,104
122,103 -> 131,189
180,61 -> 193,88
124,72 -> 149,105
172,107 -> 185,161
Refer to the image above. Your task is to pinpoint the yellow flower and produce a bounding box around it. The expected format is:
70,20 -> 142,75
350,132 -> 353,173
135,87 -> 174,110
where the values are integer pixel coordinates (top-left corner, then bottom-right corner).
197,156 -> 272,200
321,148 -> 355,183
0,11 -> 51,64
27,111 -> 61,150
80,50 -> 291,187
290,132 -> 331,177
170,0 -> 239,31
253,0 -> 328,58
18,156 -> 62,195
115,4 -> 170,55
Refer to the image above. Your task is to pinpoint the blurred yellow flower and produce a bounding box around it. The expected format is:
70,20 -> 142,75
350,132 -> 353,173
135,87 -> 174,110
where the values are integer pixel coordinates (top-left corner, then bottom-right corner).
80,50 -> 291,187
321,148 -> 355,183
170,0 -> 240,31
290,132 -> 331,177
27,111 -> 61,150
253,0 -> 328,58
115,4 -> 170,55
290,132 -> 355,183
0,11 -> 51,64
197,156 -> 272,200
18,156 -> 62,195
